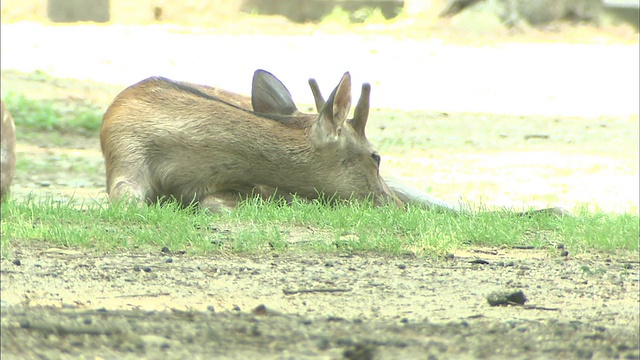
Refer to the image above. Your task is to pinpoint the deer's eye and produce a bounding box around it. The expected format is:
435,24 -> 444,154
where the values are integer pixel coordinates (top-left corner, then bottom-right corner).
371,153 -> 381,166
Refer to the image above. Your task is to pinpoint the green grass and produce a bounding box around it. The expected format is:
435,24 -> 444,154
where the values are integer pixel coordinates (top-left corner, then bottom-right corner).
2,91 -> 103,135
320,6 -> 393,25
2,195 -> 637,259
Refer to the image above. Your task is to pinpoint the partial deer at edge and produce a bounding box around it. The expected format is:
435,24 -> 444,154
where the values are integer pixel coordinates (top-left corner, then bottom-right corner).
1,101 -> 16,202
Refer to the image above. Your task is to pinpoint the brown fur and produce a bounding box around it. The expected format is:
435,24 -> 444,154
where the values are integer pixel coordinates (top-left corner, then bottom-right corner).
1,101 -> 17,202
100,74 -> 400,211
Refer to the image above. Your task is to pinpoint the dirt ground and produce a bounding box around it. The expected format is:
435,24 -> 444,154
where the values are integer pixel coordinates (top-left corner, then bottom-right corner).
2,243 -> 639,359
2,3 -> 640,359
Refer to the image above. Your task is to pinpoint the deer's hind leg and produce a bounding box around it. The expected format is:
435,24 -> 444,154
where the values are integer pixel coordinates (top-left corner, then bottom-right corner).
199,192 -> 241,213
197,185 -> 285,213
107,170 -> 154,207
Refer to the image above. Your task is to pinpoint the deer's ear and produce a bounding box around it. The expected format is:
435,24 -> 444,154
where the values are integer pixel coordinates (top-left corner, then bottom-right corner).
331,73 -> 351,125
349,83 -> 370,137
252,69 -> 298,115
313,72 -> 351,143
308,78 -> 325,113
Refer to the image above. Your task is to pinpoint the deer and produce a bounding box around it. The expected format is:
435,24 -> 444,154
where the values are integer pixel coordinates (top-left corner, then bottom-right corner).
250,69 -> 569,217
100,72 -> 402,212
1,101 -> 16,202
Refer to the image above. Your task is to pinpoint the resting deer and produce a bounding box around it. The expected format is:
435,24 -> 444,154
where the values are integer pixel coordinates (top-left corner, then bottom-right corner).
100,73 -> 402,212
1,101 -> 16,202
250,70 -> 569,216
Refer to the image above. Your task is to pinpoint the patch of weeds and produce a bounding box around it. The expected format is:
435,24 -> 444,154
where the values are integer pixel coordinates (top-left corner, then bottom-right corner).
321,6 -> 352,25
2,92 -> 102,135
320,6 -> 392,25
352,7 -> 388,23
580,265 -> 593,275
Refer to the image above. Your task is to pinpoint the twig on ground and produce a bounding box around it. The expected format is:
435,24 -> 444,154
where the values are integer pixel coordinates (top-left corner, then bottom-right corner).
283,288 -> 351,295
523,304 -> 560,311
95,292 -> 170,299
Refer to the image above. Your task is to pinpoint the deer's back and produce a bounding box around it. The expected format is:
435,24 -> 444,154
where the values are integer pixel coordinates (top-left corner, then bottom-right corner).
102,77 -> 312,148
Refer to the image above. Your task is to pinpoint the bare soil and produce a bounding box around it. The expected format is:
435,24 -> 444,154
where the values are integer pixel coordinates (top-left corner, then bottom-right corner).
2,244 -> 639,359
1,3 -> 639,359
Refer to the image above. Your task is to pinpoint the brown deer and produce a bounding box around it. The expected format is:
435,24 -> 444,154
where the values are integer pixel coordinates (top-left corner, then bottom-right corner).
250,70 -> 569,216
100,73 -> 402,212
1,101 -> 16,202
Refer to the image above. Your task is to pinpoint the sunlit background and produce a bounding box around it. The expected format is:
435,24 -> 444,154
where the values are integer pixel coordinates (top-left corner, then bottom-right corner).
2,0 -> 639,115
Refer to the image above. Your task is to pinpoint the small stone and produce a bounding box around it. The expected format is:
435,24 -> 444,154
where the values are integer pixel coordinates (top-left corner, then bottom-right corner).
397,264 -> 406,270
12,259 -> 21,266
487,290 -> 527,306
344,343 -> 377,360
252,304 -> 268,316
470,259 -> 489,265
